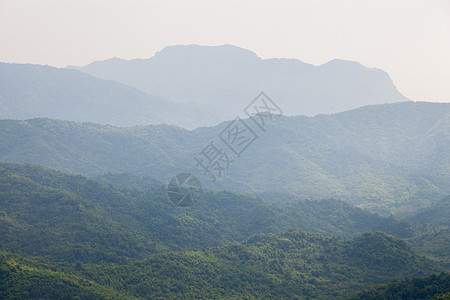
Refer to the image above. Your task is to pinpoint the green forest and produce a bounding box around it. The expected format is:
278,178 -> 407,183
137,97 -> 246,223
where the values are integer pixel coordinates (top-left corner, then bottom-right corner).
348,272 -> 450,300
1,101 -> 449,215
1,162 -> 449,299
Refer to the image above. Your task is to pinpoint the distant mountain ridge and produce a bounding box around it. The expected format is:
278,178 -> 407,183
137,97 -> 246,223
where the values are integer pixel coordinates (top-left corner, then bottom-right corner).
0,62 -> 219,128
70,44 -> 409,120
1,45 -> 410,128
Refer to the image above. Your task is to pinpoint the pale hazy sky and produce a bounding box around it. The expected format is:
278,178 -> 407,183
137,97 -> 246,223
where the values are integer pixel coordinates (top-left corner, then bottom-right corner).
1,0 -> 449,102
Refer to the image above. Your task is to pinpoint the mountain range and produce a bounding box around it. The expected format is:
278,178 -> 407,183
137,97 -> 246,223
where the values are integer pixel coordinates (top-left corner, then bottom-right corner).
0,162 -> 447,299
70,44 -> 408,121
1,101 -> 448,214
1,44 -> 409,129
1,44 -> 449,299
0,62 -> 219,128
0,161 -> 416,264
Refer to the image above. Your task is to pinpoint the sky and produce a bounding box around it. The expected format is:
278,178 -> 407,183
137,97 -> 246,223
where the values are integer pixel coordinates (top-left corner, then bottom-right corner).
0,0 -> 449,102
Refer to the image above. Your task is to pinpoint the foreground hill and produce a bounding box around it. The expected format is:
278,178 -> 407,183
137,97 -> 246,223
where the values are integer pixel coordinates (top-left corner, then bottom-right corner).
0,62 -> 216,128
347,272 -> 450,300
0,251 -> 130,300
0,163 -> 445,299
0,231 -> 441,299
75,230 -> 439,299
0,162 -> 415,264
71,44 -> 408,120
1,101 -> 449,213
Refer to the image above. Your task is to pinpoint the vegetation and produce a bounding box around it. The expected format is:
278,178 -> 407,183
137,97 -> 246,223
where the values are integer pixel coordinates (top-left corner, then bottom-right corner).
405,196 -> 450,269
84,230 -> 436,299
0,162 -> 448,298
1,59 -> 448,299
409,228 -> 450,269
0,162 -> 418,264
0,251 -> 132,299
95,172 -> 162,191
407,196 -> 450,229
1,101 -> 449,214
0,230 -> 442,299
347,272 -> 450,300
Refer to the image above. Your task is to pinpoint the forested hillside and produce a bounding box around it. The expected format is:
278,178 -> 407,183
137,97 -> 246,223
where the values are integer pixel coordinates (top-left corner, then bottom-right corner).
1,101 -> 449,214
405,197 -> 450,268
1,163 -> 448,298
3,2 -> 448,299
347,272 -> 450,300
409,228 -> 450,268
0,231 -> 442,299
0,162 -> 416,264
408,196 -> 450,228
1,102 -> 448,298
0,251 -> 131,300
76,230 -> 437,299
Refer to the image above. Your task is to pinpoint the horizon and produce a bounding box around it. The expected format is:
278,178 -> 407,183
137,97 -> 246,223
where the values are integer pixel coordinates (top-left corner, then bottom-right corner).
1,0 -> 449,103
3,42 -> 449,106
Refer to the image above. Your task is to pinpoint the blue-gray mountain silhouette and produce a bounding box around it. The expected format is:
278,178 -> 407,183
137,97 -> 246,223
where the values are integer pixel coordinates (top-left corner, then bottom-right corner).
71,44 -> 409,118
0,62 -> 219,128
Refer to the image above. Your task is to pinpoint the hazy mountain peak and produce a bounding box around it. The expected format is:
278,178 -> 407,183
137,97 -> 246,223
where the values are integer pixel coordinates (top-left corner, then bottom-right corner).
154,44 -> 259,61
321,58 -> 364,67
319,58 -> 384,75
70,44 -> 409,120
3,45 -> 410,129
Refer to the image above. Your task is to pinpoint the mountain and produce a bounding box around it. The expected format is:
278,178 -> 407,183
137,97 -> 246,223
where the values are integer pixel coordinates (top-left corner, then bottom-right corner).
409,228 -> 450,268
0,162 -> 446,299
405,197 -> 450,268
95,172 -> 163,190
0,163 -> 446,299
347,272 -> 450,300
1,231 -> 440,299
2,45 -> 410,129
0,251 -> 131,300
70,44 -> 409,121
73,230 -> 439,299
0,62 -> 218,128
0,162 -> 416,264
1,101 -> 449,214
408,196 -> 450,228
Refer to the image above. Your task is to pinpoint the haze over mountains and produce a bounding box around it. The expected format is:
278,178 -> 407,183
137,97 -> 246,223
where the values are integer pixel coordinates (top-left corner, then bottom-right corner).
1,45 -> 410,128
0,46 -> 448,214
0,62 -> 219,128
1,44 -> 449,299
70,44 -> 408,121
